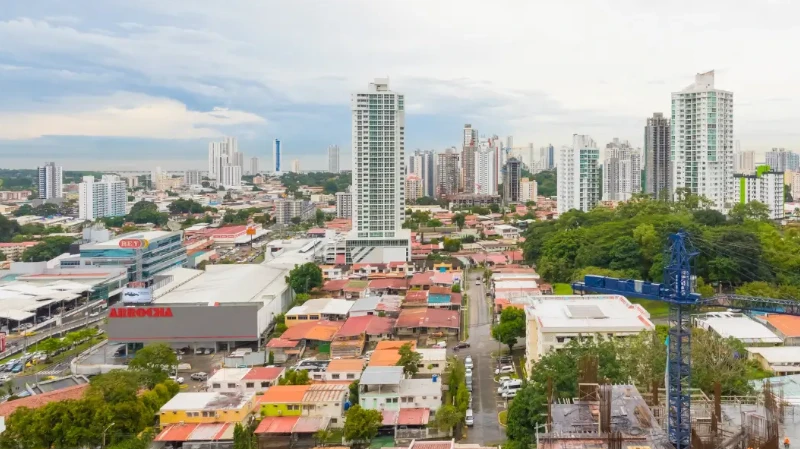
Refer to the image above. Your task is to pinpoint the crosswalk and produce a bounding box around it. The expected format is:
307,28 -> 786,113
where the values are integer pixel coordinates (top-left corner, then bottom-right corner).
37,365 -> 68,376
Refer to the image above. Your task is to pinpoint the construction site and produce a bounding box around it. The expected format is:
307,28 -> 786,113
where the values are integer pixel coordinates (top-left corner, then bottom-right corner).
536,357 -> 800,449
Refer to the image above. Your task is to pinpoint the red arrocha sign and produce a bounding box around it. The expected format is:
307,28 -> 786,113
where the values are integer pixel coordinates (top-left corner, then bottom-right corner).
110,307 -> 173,318
119,239 -> 148,249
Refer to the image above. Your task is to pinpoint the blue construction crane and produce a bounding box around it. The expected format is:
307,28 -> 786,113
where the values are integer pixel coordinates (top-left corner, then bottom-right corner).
571,230 -> 800,449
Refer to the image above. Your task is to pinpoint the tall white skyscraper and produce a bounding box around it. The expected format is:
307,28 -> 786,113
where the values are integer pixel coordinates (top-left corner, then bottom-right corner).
735,166 -> 784,219
671,71 -> 734,211
219,165 -> 242,188
207,137 -> 240,185
506,136 -> 514,150
273,139 -> 282,174
184,170 -> 202,186
557,135 -> 600,213
328,145 -> 340,173
602,139 -> 642,202
540,145 -> 555,170
79,175 -> 126,220
37,162 -> 63,200
474,146 -> 496,195
250,157 -> 259,176
346,78 -> 410,263
291,159 -> 301,173
526,143 -> 536,171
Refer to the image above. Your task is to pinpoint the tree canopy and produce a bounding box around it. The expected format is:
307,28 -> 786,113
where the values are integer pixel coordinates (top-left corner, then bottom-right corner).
21,236 -> 76,262
287,262 -> 323,294
128,343 -> 179,388
343,405 -> 382,447
396,343 -> 423,376
491,307 -> 526,351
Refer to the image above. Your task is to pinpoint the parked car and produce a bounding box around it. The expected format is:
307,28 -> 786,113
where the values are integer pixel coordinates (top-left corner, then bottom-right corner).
190,372 -> 208,381
453,342 -> 470,351
497,376 -> 512,385
475,280 -> 481,285
203,348 -> 214,355
465,409 -> 474,426
495,365 -> 514,375
502,389 -> 518,399
464,356 -> 473,370
194,347 -> 205,355
169,375 -> 185,384
11,364 -> 22,373
498,379 -> 522,394
498,356 -> 513,364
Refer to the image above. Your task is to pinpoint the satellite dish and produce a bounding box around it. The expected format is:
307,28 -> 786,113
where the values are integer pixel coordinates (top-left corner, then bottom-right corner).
166,221 -> 181,231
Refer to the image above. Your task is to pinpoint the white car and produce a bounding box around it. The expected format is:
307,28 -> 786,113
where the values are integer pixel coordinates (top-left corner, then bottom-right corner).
498,379 -> 522,394
495,365 -> 514,375
464,356 -> 473,370
497,376 -> 511,385
465,409 -> 474,426
502,389 -> 518,399
169,375 -> 185,384
475,280 -> 481,285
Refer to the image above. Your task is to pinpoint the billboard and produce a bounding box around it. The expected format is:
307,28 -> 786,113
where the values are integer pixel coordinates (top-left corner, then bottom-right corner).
119,238 -> 149,249
121,288 -> 153,303
107,304 -> 259,342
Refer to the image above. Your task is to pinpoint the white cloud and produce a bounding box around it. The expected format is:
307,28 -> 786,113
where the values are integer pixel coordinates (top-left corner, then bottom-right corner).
0,92 -> 265,140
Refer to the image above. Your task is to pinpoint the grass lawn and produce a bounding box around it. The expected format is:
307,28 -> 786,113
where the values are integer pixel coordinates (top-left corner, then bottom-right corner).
629,298 -> 670,318
553,283 -> 573,295
498,410 -> 508,426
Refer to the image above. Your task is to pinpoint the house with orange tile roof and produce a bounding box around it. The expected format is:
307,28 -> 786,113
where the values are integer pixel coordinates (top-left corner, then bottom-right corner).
265,338 -> 303,364
320,359 -> 365,382
0,384 -> 88,428
279,321 -> 344,347
395,308 -> 460,338
762,314 -> 800,345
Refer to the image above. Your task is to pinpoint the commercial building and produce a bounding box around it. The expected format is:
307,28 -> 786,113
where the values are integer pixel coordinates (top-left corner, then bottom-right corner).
335,189 -> 352,218
346,78 -> 411,264
273,139 -> 282,174
644,112 -> 671,198
735,149 -> 756,174
735,165 -> 784,219
557,135 -> 600,214
37,162 -> 63,200
405,174 -> 424,202
602,138 -> 641,202
184,170 -> 202,186
518,295 -> 655,373
274,199 -> 315,225
435,149 -> 460,198
474,146 -> 496,195
408,149 -> 434,197
107,264 -> 293,351
503,157 -> 522,203
284,298 -> 353,327
671,70 -> 735,212
328,145 -> 340,173
520,177 -> 537,203
78,175 -> 126,220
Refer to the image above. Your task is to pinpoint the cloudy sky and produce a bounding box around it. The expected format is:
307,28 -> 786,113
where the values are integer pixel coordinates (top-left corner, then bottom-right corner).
1,0 -> 799,171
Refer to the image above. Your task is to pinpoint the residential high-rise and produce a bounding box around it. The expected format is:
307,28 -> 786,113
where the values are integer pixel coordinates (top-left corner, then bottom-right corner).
506,136 -> 514,150
735,165 -> 784,219
557,135 -> 600,213
250,157 -> 259,176
539,145 -> 555,170
474,146 -> 496,195
764,148 -> 799,173
78,175 -> 126,220
734,150 -> 755,174
336,189 -> 352,218
463,124 -> 478,149
219,165 -> 242,188
526,143 -> 536,171
37,162 -> 63,200
603,139 -> 642,202
208,137 -> 240,185
461,125 -> 478,191
328,145 -> 340,173
671,71 -> 735,211
791,172 -> 800,201
405,174 -> 424,202
461,145 -> 477,193
644,112 -> 671,198
520,177 -> 538,203
346,78 -> 410,263
436,148 -> 460,198
291,159 -> 301,173
273,139 -> 282,174
274,199 -> 315,225
408,149 -> 435,198
184,170 -> 202,186
503,157 -> 522,203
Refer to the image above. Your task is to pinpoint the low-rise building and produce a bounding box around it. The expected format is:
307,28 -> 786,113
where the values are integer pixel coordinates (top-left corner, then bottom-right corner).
158,392 -> 256,428
321,359 -> 364,382
746,347 -> 800,376
694,311 -> 782,346
416,348 -> 447,376
257,384 -> 348,427
761,314 -> 800,346
359,366 -> 442,413
207,367 -> 285,394
395,308 -> 460,338
284,299 -> 353,327
493,224 -> 520,240
0,242 -> 38,261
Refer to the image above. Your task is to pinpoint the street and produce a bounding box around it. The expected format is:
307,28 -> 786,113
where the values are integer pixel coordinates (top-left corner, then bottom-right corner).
463,269 -> 505,445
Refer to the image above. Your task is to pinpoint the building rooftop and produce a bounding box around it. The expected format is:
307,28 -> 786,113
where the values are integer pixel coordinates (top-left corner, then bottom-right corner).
28,375 -> 89,394
155,423 -> 235,442
326,359 -> 365,372
517,295 -> 654,332
280,320 -> 344,341
207,368 -> 251,385
335,315 -> 396,337
154,264 -> 288,305
243,367 -> 285,381
286,298 -> 353,316
85,230 -> 177,248
763,314 -> 800,337
400,378 -> 442,396
160,392 -> 253,412
746,346 -> 800,367
416,348 -> 447,362
361,366 -> 404,385
695,312 -> 782,344
258,385 -> 310,403
396,308 -> 460,329
349,296 -> 381,313
303,384 -> 348,402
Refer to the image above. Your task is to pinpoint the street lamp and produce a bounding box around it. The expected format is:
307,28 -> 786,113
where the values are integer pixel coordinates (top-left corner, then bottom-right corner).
102,422 -> 115,448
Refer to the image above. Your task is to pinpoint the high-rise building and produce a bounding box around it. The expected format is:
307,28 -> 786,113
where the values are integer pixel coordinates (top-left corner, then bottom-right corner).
291,159 -> 301,173
461,145 -> 477,194
520,177 -> 538,203
506,136 -> 514,150
328,145 -> 340,173
219,165 -> 242,188
735,165 -> 784,219
526,143 -> 536,171
405,174 -> 424,202
603,139 -> 642,202
37,162 -> 63,200
408,149 -> 435,198
436,148 -> 460,198
273,139 -> 282,174
463,124 -> 478,148
671,71 -> 734,211
474,146 -> 496,195
78,175 -> 126,220
558,135 -> 600,213
250,157 -> 259,176
184,170 -> 202,186
346,78 -> 410,263
644,112 -> 671,198
503,157 -> 522,203
208,137 -> 240,185
274,199 -> 315,225
539,145 -> 555,170
791,172 -> 800,202
764,148 -> 799,173
336,189 -> 352,218
734,150 -> 755,174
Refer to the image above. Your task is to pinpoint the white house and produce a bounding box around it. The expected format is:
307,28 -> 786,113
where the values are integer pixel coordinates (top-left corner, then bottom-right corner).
207,367 -> 285,394
416,348 -> 447,376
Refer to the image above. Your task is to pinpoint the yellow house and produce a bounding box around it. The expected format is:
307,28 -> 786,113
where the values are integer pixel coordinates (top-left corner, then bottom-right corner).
159,392 -> 256,428
257,385 -> 309,417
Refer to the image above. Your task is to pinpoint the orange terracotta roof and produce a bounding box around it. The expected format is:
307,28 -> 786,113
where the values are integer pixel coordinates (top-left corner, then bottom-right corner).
368,350 -> 401,367
375,340 -> 416,351
765,314 -> 800,337
326,359 -> 365,372
258,385 -> 310,403
0,384 -> 88,418
279,321 -> 344,341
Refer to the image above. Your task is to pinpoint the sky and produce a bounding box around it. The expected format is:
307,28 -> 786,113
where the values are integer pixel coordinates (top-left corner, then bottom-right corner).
2,0 -> 800,171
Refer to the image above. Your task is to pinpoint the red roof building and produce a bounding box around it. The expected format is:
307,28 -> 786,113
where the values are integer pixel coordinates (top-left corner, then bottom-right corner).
335,315 -> 396,338
395,308 -> 460,336
409,272 -> 435,289
0,384 -> 88,419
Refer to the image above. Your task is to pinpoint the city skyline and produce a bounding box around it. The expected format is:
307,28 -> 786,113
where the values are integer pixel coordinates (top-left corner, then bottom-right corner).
3,2 -> 800,169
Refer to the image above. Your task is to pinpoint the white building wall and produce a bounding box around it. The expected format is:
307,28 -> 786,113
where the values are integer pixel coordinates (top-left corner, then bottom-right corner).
474,147 -> 496,195
520,178 -> 538,202
79,175 -> 126,220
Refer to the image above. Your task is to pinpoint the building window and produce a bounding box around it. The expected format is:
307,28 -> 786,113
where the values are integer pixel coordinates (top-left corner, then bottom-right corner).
331,418 -> 338,424
228,383 -> 236,388
332,374 -> 340,379
246,382 -> 254,388
212,383 -> 221,389
347,373 -> 355,379
261,382 -> 270,388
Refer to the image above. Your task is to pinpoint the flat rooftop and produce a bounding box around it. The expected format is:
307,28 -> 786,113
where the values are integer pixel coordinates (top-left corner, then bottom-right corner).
694,312 -> 782,344
286,298 -> 353,316
160,392 -> 253,412
84,230 -> 177,248
517,295 -> 654,332
154,264 -> 288,305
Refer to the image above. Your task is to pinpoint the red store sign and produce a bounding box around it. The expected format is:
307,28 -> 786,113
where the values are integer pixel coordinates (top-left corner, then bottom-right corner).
110,307 -> 173,318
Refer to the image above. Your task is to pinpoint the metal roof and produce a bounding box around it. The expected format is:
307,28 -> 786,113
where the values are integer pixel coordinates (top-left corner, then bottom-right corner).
360,366 -> 404,385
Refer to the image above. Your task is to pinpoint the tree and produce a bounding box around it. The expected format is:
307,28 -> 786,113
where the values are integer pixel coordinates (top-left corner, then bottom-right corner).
268,351 -> 275,365
729,201 -> 770,223
396,342 -> 423,376
287,262 -> 323,294
233,423 -> 257,449
315,209 -> 325,226
21,236 -> 76,262
343,406 -> 382,447
489,203 -> 500,213
451,284 -> 461,293
453,213 -> 466,230
430,404 -> 461,432
128,343 -> 178,387
443,237 -> 461,252
349,380 -> 360,404
427,219 -> 443,228
278,369 -> 311,385
491,307 -> 526,352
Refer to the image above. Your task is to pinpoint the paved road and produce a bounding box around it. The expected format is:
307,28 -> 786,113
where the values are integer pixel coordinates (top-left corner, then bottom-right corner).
463,270 -> 505,445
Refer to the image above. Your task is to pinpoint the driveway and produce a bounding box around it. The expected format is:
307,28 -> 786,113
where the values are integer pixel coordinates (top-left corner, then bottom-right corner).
462,270 -> 505,445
